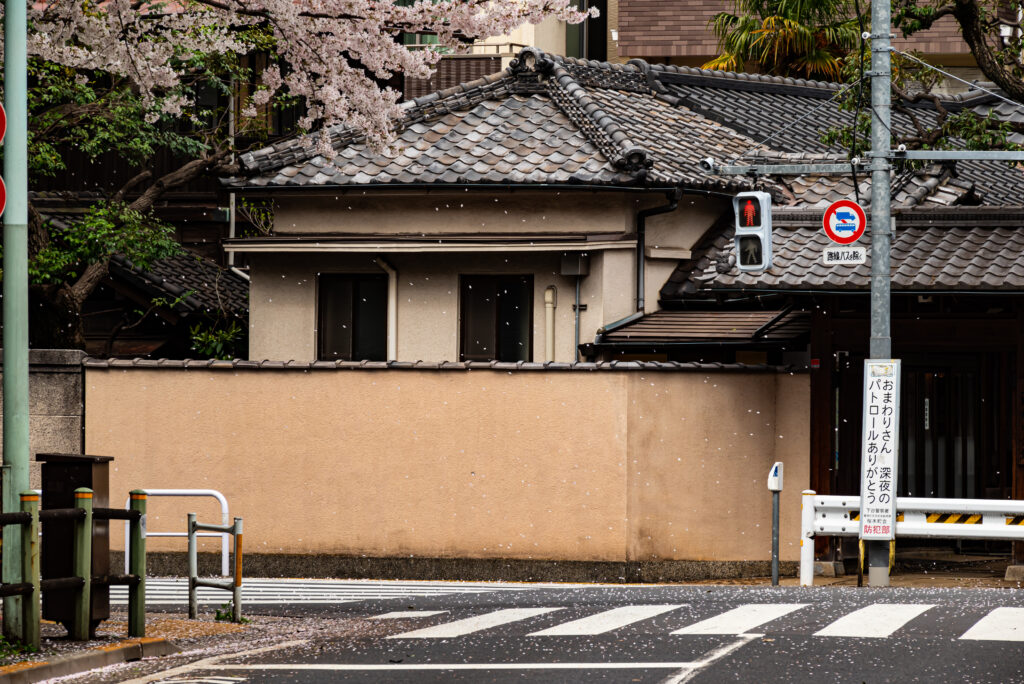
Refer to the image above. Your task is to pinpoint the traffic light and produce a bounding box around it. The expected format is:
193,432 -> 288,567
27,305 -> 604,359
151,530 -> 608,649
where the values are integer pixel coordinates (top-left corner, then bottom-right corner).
732,191 -> 773,272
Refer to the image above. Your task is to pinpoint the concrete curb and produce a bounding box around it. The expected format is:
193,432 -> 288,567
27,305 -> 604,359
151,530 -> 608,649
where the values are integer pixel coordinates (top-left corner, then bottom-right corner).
0,637 -> 178,683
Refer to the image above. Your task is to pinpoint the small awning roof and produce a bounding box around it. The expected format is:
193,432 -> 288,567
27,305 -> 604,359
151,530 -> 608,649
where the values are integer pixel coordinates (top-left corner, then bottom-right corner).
597,309 -> 810,345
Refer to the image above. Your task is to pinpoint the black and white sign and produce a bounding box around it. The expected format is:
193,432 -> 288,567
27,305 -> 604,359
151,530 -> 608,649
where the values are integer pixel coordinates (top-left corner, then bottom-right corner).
822,246 -> 866,265
860,360 -> 901,541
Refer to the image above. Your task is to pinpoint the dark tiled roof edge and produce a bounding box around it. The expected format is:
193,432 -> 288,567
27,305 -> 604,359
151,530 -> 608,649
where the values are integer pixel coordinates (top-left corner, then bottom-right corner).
546,64 -> 652,174
82,357 -> 806,373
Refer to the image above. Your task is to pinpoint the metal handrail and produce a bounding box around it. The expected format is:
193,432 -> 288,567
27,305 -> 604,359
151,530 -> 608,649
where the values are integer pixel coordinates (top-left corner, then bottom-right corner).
124,489 -> 230,576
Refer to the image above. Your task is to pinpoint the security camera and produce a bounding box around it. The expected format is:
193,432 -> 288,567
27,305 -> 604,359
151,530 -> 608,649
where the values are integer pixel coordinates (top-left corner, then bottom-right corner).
698,157 -> 716,174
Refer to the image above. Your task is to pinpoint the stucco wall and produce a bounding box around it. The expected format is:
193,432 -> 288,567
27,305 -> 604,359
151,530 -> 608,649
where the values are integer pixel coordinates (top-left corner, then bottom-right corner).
86,366 -> 809,563
0,349 -> 86,489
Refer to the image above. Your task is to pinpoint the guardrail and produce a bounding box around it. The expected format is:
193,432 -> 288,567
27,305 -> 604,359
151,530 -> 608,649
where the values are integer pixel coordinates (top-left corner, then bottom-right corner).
188,512 -> 244,622
124,489 -> 231,576
0,488 -> 147,648
800,490 -> 1024,586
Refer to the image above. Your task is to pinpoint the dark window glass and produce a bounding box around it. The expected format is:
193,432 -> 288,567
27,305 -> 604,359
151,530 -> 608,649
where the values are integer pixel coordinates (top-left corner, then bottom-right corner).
460,275 -> 532,362
318,274 -> 387,361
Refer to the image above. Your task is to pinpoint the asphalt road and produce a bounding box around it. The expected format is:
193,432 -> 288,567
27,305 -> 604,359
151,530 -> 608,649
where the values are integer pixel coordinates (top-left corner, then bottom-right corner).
110,583 -> 1024,683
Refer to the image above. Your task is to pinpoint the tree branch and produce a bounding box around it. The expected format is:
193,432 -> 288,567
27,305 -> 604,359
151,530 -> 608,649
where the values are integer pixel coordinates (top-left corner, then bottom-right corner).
953,0 -> 1024,103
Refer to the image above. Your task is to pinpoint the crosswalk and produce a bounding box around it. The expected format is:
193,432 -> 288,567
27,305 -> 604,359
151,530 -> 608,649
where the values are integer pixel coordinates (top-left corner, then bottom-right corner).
109,578 -> 548,605
380,603 -> 1024,643
108,580 -> 1024,643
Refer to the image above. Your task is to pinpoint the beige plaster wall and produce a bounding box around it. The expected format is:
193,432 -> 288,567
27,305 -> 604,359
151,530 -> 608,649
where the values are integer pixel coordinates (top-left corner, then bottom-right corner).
87,367 -> 810,562
273,192 -> 633,236
625,372 -> 810,562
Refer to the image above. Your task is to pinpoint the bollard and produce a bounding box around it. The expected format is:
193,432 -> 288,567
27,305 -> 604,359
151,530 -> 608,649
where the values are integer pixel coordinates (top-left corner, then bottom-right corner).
799,490 -> 816,587
767,462 -> 783,587
72,488 -> 93,641
128,490 -> 147,637
232,517 -> 243,623
187,512 -> 197,620
20,491 -> 40,650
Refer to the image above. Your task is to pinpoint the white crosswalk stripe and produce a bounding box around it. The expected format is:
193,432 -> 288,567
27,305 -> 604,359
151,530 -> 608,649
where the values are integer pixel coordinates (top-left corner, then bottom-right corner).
528,605 -> 683,636
388,608 -> 562,638
960,607 -> 1024,641
814,603 -> 934,638
110,578 -> 541,605
672,603 -> 808,635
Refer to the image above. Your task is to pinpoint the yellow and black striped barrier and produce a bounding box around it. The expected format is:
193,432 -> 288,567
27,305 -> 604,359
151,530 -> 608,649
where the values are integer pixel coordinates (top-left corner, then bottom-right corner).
849,512 -> 905,522
1007,515 -> 1024,526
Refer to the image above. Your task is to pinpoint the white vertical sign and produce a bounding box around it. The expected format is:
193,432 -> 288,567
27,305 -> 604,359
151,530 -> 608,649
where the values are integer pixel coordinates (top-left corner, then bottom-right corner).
859,359 -> 901,541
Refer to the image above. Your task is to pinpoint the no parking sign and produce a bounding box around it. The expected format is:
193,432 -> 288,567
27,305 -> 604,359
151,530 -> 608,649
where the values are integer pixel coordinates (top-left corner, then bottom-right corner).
823,199 -> 866,245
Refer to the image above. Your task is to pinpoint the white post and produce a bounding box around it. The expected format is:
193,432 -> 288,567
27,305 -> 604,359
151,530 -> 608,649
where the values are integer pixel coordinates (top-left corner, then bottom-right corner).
800,489 -> 816,587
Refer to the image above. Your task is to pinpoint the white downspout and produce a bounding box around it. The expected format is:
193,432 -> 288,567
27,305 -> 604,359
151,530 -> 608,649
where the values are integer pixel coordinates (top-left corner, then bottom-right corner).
544,286 -> 557,362
375,258 -> 398,361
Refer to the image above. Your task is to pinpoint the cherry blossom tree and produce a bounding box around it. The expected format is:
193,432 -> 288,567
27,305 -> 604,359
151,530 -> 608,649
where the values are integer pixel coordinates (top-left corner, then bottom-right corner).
7,0 -> 592,349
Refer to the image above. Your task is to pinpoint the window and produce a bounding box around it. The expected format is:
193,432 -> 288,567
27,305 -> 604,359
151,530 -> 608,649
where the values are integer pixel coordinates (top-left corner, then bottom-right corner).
318,274 -> 387,361
460,275 -> 533,362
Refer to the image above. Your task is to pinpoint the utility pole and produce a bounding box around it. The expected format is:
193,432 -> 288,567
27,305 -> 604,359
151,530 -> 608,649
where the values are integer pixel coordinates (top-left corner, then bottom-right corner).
866,0 -> 893,588
3,0 -> 31,639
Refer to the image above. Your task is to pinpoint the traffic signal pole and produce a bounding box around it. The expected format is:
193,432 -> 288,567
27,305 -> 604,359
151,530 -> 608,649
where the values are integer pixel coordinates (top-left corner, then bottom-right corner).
3,0 -> 31,639
866,0 -> 894,587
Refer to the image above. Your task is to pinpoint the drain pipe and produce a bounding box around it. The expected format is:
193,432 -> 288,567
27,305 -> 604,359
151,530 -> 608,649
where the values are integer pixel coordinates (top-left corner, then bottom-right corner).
375,257 -> 398,360
544,286 -> 557,361
635,188 -> 682,313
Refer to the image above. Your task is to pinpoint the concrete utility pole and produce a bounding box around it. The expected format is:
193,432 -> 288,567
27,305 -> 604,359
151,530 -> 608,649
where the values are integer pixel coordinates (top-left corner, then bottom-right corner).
866,0 -> 893,588
3,0 -> 31,639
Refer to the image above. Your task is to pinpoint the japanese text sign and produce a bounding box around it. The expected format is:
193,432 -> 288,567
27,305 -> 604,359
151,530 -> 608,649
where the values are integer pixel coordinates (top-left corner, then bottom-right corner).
859,359 -> 901,541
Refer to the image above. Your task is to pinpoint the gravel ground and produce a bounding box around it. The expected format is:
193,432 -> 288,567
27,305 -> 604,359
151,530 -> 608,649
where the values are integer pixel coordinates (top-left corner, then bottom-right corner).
0,608 -> 332,683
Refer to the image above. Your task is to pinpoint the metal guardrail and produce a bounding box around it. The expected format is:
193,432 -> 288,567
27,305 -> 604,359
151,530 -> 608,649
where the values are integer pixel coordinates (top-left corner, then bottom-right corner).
800,490 -> 1024,586
188,512 -> 244,622
0,489 -> 146,648
124,489 -> 231,576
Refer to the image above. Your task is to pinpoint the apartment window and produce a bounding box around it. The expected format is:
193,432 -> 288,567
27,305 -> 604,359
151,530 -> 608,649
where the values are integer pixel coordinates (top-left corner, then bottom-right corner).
460,275 -> 533,362
318,274 -> 387,361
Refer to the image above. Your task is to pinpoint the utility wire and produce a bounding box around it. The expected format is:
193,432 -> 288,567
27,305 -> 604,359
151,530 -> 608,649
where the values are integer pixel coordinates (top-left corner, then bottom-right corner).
727,76 -> 868,164
892,48 -> 1024,113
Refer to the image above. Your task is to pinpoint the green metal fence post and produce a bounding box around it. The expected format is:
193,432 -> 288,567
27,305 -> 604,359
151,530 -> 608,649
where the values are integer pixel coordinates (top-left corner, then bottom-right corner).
19,491 -> 39,650
72,488 -> 93,641
128,490 -> 147,637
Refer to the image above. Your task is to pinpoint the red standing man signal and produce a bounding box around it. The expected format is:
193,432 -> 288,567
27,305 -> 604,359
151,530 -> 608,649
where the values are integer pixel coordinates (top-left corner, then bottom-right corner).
742,198 -> 759,226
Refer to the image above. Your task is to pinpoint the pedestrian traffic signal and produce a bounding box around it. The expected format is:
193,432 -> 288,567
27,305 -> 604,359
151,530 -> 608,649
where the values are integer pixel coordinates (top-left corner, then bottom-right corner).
733,191 -> 773,272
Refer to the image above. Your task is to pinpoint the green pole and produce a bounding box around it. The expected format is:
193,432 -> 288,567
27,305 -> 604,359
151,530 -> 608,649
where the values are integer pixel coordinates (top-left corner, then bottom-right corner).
72,488 -> 93,641
128,490 -> 147,637
2,0 -> 31,641
19,491 -> 39,650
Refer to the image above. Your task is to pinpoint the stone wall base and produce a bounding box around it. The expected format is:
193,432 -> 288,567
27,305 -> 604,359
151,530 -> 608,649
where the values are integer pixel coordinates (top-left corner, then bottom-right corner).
111,551 -> 798,583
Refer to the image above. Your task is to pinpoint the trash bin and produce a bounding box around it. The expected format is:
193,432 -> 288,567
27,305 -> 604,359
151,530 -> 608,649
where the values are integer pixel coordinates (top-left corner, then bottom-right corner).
37,453 -> 113,635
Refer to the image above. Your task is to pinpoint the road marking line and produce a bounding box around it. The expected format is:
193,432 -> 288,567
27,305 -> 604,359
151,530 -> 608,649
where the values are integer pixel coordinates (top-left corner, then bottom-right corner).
960,607 -> 1024,641
814,603 -> 934,638
118,640 -> 308,684
372,611 -> 448,619
671,604 -> 808,635
528,605 -> 683,636
659,633 -> 761,684
205,662 -> 711,671
387,608 -> 562,638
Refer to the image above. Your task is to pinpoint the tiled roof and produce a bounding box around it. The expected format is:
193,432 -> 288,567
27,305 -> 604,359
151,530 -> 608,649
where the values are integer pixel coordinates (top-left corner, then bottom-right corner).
40,210 -> 248,317
109,252 -> 249,316
599,309 -> 811,343
82,357 -> 799,372
230,48 -> 1024,210
662,209 -> 1024,296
